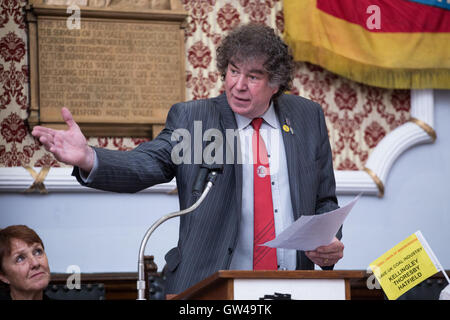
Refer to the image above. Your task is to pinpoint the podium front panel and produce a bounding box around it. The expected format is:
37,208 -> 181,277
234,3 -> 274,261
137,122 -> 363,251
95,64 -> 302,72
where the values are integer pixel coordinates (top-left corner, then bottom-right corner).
233,278 -> 346,300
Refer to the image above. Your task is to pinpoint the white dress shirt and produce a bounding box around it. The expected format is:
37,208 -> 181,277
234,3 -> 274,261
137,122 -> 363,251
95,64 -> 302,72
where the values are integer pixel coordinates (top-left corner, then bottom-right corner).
229,102 -> 297,270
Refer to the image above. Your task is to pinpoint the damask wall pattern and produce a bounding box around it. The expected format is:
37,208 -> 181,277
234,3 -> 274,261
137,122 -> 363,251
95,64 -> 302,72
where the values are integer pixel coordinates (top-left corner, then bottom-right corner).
0,0 -> 410,170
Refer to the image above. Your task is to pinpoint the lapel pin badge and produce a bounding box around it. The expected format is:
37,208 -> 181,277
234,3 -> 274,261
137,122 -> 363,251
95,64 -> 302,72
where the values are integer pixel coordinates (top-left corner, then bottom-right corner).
284,117 -> 294,135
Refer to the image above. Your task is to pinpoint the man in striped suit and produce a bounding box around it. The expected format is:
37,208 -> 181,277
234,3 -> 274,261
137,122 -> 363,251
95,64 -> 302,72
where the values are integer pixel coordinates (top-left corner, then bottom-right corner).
32,23 -> 344,294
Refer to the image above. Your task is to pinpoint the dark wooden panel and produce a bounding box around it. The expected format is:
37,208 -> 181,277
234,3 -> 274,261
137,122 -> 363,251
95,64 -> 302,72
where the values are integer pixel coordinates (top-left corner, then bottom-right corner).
50,272 -> 138,300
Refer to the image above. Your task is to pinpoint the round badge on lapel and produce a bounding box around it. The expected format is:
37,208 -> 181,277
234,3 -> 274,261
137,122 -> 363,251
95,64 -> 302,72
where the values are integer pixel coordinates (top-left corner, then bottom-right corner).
282,124 -> 290,133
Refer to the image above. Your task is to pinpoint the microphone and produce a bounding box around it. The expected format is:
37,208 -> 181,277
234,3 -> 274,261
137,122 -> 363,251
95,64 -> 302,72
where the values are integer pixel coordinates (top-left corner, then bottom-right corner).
192,163 -> 224,197
192,167 -> 209,197
137,163 -> 223,300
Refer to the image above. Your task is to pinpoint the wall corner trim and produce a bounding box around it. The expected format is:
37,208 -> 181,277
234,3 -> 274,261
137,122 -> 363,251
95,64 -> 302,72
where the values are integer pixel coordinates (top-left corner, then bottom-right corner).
337,89 -> 434,197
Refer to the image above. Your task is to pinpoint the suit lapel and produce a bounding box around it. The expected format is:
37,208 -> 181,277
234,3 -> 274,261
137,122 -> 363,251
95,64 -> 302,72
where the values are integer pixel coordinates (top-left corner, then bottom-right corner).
274,97 -> 310,221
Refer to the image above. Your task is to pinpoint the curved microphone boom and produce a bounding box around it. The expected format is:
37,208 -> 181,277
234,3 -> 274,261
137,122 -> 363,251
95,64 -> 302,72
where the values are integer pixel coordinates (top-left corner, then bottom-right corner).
137,165 -> 223,300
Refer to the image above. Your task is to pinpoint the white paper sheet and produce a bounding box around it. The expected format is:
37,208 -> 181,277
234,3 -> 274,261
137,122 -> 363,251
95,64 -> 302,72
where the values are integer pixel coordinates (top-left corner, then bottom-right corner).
263,194 -> 360,251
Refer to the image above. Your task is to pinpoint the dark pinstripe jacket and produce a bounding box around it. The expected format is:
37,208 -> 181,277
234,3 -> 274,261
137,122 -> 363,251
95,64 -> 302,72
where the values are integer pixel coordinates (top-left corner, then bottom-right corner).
73,93 -> 340,294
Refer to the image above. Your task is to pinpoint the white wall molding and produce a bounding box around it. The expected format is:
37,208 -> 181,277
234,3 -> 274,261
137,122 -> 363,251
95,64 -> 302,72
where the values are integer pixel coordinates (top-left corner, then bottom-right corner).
334,170 -> 379,196
0,90 -> 435,196
336,89 -> 435,197
0,166 -> 177,193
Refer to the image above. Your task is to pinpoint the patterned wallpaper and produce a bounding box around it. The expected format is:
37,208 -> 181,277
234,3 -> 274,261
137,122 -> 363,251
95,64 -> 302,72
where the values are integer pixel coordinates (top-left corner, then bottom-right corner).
0,0 -> 410,170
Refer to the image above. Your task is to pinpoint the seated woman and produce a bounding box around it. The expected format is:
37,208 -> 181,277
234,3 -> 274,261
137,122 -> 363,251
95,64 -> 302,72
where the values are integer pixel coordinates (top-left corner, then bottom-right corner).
0,225 -> 51,300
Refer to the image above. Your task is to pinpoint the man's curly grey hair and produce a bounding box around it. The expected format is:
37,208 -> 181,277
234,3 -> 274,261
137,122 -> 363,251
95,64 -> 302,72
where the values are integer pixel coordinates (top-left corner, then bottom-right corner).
216,23 -> 295,98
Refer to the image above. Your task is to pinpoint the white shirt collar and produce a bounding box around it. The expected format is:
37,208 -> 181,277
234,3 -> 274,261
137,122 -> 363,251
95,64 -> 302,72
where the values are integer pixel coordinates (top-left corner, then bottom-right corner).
234,101 -> 279,130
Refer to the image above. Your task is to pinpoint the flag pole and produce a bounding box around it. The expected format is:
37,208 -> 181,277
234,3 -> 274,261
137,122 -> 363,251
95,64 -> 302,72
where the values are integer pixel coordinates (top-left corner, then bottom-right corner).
416,231 -> 450,284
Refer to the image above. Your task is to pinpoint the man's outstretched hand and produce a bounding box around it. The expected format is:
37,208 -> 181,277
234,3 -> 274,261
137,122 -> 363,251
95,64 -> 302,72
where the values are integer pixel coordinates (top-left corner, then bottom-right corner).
32,107 -> 94,173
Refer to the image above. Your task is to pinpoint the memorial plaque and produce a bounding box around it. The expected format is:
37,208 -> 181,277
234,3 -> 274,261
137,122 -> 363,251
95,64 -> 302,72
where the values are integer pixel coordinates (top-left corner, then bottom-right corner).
26,4 -> 188,137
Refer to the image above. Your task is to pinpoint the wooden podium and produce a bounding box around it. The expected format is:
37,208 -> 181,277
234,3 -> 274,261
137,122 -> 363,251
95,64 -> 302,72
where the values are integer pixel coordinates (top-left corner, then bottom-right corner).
169,270 -> 366,300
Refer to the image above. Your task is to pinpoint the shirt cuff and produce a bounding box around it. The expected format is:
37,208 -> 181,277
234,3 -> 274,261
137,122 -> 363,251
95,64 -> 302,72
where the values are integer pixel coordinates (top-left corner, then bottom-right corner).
78,148 -> 98,184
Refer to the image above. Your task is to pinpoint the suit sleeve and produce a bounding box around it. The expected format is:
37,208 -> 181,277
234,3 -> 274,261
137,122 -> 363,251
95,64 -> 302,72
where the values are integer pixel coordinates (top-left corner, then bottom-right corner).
315,105 -> 342,270
72,103 -> 186,193
315,104 -> 342,240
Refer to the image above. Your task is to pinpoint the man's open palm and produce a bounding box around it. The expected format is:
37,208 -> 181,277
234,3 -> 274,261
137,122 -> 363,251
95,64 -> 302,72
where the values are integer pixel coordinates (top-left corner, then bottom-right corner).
32,107 -> 94,172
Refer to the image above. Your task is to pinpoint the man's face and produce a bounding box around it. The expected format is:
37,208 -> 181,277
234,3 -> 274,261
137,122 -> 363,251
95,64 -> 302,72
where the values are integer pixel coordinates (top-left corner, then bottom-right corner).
224,58 -> 279,119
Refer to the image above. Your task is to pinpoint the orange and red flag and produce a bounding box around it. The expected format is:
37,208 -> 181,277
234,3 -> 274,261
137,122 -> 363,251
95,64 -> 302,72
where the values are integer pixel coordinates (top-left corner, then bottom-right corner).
283,0 -> 450,89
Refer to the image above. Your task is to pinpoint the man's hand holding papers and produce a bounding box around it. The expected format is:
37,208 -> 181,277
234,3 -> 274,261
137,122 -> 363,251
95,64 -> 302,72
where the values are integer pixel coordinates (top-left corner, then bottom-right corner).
305,237 -> 344,267
263,195 -> 360,268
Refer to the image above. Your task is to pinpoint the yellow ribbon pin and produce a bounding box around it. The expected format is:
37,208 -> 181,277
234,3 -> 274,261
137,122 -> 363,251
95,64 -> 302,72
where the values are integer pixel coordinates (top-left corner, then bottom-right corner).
282,124 -> 290,133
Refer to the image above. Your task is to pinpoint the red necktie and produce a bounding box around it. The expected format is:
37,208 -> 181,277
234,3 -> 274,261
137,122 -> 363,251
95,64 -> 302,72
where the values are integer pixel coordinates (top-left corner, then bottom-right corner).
252,118 -> 277,270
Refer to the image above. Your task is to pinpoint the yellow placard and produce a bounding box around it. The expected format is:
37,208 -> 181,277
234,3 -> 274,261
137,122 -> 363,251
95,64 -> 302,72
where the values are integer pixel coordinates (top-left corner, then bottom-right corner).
369,232 -> 439,300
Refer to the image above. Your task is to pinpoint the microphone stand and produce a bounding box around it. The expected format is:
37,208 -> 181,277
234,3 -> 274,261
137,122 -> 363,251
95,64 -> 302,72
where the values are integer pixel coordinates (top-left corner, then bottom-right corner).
136,170 -> 220,300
